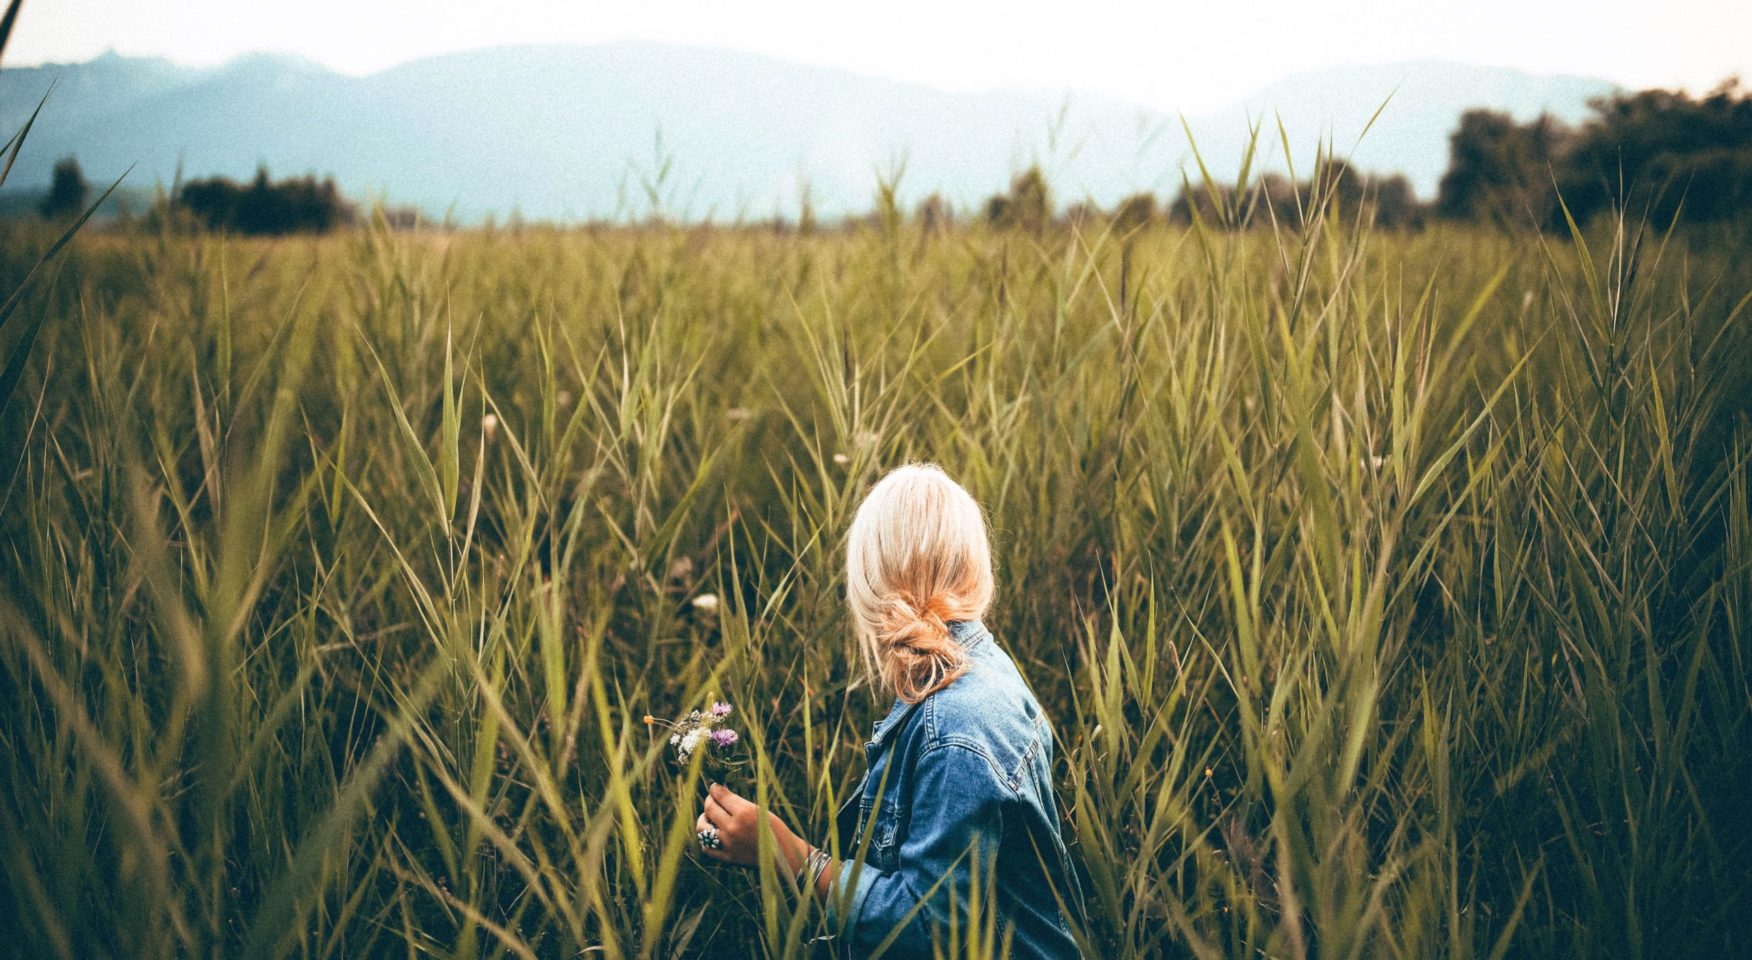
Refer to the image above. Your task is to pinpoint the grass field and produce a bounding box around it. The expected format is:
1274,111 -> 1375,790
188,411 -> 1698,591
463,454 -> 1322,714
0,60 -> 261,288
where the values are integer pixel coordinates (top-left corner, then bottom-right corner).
1,187 -> 1749,959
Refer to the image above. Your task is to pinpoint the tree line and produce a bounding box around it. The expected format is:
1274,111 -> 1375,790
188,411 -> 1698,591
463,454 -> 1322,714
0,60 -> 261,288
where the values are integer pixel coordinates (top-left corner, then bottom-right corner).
170,168 -> 356,234
960,79 -> 1750,234
32,163 -> 355,234
27,78 -> 1750,234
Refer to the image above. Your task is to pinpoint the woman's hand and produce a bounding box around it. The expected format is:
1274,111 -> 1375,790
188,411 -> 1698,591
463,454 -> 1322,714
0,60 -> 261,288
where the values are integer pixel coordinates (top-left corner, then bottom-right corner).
696,782 -> 810,875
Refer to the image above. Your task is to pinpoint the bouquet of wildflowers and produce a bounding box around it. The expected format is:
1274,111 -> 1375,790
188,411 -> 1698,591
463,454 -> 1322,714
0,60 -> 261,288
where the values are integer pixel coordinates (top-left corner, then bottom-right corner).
645,701 -> 744,770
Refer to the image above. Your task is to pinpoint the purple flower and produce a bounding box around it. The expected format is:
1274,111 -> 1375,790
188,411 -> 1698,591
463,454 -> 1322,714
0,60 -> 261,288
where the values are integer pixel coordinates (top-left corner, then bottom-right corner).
710,701 -> 733,718
709,728 -> 740,748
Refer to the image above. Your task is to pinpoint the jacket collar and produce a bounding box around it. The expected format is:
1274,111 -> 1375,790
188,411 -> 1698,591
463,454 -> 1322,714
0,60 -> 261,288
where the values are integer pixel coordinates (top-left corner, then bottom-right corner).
866,619 -> 989,750
948,617 -> 991,650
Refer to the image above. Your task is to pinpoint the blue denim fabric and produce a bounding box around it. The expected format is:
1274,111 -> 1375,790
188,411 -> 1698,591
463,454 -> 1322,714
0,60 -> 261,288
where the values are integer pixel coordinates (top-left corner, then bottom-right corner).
830,619 -> 1083,959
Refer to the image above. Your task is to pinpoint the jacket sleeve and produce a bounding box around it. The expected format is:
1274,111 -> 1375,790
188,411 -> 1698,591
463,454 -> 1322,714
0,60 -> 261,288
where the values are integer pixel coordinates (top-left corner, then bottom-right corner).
829,741 -> 1006,957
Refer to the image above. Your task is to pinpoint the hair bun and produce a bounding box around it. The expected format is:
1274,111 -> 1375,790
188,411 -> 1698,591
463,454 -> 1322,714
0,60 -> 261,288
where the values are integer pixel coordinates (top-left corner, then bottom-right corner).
877,594 -> 966,701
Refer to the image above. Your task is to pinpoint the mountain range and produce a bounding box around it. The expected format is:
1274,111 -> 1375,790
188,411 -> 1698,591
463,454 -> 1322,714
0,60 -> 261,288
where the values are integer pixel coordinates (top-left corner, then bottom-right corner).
0,44 -> 1616,222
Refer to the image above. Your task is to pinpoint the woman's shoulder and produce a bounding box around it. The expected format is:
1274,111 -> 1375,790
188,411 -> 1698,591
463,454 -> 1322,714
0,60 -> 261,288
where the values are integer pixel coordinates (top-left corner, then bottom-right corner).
913,633 -> 1049,793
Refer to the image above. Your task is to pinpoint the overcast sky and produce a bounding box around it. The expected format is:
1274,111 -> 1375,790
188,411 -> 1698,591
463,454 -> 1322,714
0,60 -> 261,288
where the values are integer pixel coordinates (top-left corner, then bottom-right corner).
7,0 -> 1748,113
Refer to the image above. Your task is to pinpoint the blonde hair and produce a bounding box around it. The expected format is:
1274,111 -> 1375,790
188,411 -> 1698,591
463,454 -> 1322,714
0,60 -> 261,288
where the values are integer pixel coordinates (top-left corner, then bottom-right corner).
845,463 -> 995,703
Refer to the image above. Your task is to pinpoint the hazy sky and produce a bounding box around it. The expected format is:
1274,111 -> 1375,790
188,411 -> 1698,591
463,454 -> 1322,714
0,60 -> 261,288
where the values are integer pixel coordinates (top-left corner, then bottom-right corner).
7,0 -> 1749,112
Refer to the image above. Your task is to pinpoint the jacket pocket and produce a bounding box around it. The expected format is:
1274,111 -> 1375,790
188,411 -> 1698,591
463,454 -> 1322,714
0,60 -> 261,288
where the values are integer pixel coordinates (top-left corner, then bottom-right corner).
867,799 -> 900,870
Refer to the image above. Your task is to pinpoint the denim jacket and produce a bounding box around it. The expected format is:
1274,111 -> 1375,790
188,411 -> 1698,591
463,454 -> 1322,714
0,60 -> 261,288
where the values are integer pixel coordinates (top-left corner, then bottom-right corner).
830,619 -> 1084,959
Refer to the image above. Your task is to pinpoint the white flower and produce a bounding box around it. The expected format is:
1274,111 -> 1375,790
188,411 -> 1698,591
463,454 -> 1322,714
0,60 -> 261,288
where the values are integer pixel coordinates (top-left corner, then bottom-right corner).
832,453 -> 850,465
679,728 -> 703,759
481,413 -> 499,440
691,593 -> 720,614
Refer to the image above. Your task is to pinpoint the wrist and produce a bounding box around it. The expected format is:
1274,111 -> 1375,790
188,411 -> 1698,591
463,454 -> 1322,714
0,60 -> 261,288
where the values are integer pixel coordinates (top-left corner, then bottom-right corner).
782,832 -> 812,876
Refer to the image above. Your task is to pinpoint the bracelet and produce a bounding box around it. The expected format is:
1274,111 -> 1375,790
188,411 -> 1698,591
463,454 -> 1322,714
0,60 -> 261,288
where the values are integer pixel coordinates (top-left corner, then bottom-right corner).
794,846 -> 832,893
807,847 -> 832,892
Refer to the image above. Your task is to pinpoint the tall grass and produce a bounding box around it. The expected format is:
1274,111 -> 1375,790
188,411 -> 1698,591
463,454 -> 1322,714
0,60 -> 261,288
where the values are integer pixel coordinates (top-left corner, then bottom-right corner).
0,177 -> 1748,959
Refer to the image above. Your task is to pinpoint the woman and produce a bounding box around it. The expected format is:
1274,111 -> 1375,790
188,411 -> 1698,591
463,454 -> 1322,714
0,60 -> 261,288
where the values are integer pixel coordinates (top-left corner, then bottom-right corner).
695,463 -> 1083,958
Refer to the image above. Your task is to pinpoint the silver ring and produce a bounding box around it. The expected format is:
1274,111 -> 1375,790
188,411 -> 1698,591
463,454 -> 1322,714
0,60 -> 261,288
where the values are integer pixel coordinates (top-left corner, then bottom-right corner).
698,826 -> 722,850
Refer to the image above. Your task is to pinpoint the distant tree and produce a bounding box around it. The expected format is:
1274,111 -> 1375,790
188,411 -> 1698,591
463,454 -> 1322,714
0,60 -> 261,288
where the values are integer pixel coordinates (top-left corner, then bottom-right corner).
39,156 -> 89,219
1109,192 -> 1156,232
1167,179 -> 1235,226
1007,167 -> 1051,234
1436,110 -> 1566,227
987,167 -> 1051,233
234,168 -> 279,234
1370,173 -> 1425,229
1314,159 -> 1366,212
1249,173 -> 1298,226
916,193 -> 951,233
984,194 -> 1011,229
1558,78 -> 1752,226
177,177 -> 239,228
